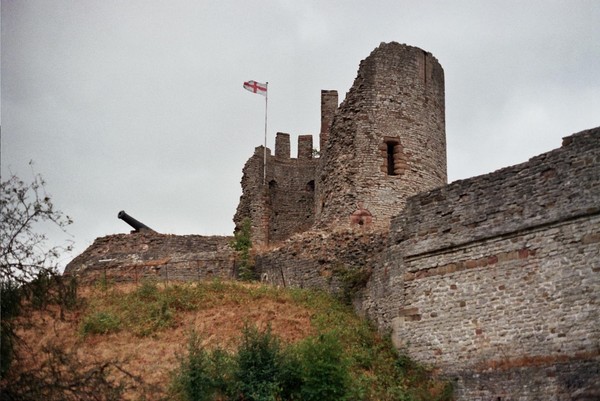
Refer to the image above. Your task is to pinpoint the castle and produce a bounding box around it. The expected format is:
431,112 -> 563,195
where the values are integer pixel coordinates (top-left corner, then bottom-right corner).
66,42 -> 600,400
235,42 -> 446,244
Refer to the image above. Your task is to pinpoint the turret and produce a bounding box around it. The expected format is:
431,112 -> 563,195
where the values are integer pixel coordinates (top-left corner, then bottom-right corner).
315,42 -> 447,229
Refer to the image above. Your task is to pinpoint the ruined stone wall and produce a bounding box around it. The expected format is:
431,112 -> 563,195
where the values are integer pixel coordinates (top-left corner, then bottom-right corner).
319,90 -> 338,151
250,127 -> 600,399
315,42 -> 447,229
64,232 -> 236,284
256,228 -> 387,297
366,127 -> 600,399
234,146 -> 271,245
234,134 -> 318,245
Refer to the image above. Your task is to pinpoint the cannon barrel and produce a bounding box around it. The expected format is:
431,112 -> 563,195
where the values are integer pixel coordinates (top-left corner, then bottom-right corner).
118,210 -> 155,232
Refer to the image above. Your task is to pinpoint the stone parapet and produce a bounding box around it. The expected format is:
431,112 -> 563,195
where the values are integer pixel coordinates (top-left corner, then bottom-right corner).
64,232 -> 236,284
391,127 -> 600,254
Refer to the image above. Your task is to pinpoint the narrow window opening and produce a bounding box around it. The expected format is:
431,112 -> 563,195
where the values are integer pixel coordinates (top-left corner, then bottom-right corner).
387,142 -> 397,176
306,180 -> 315,192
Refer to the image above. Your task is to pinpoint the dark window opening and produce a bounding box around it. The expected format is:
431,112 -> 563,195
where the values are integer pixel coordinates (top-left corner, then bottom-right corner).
306,180 -> 315,192
387,142 -> 397,175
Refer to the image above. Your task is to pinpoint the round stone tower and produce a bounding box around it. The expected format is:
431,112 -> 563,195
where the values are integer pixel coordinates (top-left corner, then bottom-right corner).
315,42 -> 446,228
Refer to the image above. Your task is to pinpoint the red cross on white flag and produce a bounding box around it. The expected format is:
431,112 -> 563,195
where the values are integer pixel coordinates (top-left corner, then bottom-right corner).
243,80 -> 268,96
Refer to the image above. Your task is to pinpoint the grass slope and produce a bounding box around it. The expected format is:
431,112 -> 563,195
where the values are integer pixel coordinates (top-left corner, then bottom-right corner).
10,279 -> 452,400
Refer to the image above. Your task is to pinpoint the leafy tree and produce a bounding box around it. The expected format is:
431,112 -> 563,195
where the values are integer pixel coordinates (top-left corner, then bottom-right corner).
1,166 -> 73,283
0,169 -> 139,399
1,168 -> 73,379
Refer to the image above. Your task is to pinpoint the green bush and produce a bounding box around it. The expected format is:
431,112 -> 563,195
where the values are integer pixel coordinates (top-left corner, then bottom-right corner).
232,218 -> 255,281
333,263 -> 371,305
173,332 -> 234,401
135,278 -> 161,301
171,326 -> 354,401
80,311 -> 121,335
297,332 -> 350,401
234,325 -> 283,401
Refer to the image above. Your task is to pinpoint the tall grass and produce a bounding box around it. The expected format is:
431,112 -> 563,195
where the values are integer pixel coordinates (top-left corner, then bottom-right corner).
80,279 -> 452,400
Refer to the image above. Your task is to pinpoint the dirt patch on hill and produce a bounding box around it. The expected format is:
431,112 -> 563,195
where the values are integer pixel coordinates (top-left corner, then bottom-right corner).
12,282 -> 316,400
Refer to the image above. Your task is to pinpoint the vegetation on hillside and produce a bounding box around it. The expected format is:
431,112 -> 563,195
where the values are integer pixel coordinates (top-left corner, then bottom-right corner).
1,169 -> 133,400
1,169 -> 452,400
1,168 -> 72,373
232,217 -> 255,281
78,279 -> 452,401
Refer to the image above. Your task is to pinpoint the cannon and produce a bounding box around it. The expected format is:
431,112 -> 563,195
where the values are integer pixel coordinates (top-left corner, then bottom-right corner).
118,210 -> 155,233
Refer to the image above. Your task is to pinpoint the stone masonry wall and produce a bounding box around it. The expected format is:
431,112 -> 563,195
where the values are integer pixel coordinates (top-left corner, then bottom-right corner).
64,232 -> 236,284
267,153 -> 317,243
315,42 -> 447,229
319,89 -> 338,151
365,127 -> 600,399
234,146 -> 272,245
256,228 -> 387,299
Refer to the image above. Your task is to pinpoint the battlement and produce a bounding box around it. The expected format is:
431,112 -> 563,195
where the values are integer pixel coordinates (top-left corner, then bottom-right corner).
274,132 -> 314,160
236,42 -> 447,245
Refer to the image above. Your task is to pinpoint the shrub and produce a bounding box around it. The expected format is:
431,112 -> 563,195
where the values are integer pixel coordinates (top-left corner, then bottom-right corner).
80,311 -> 121,335
234,324 -> 282,401
135,278 -> 160,301
333,263 -> 372,305
173,332 -> 234,401
1,344 -> 132,401
232,218 -> 255,281
58,275 -> 79,310
171,326 -> 356,401
297,332 -> 350,401
1,275 -> 80,378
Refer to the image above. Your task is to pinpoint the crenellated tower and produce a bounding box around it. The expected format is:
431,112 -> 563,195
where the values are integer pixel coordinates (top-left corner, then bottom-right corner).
235,42 -> 447,244
234,132 -> 318,246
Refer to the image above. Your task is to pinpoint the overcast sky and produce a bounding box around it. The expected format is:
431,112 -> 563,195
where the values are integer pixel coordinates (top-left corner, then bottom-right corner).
2,0 -> 599,267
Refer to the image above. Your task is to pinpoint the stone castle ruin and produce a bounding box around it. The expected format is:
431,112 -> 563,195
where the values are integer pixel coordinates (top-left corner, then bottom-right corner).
66,42 -> 600,400
235,42 -> 446,244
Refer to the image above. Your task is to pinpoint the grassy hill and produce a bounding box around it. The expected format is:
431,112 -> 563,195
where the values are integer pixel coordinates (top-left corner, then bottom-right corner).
5,279 -> 452,400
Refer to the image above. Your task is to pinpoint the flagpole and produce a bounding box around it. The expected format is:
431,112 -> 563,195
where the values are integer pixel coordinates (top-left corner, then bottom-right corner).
263,82 -> 268,186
